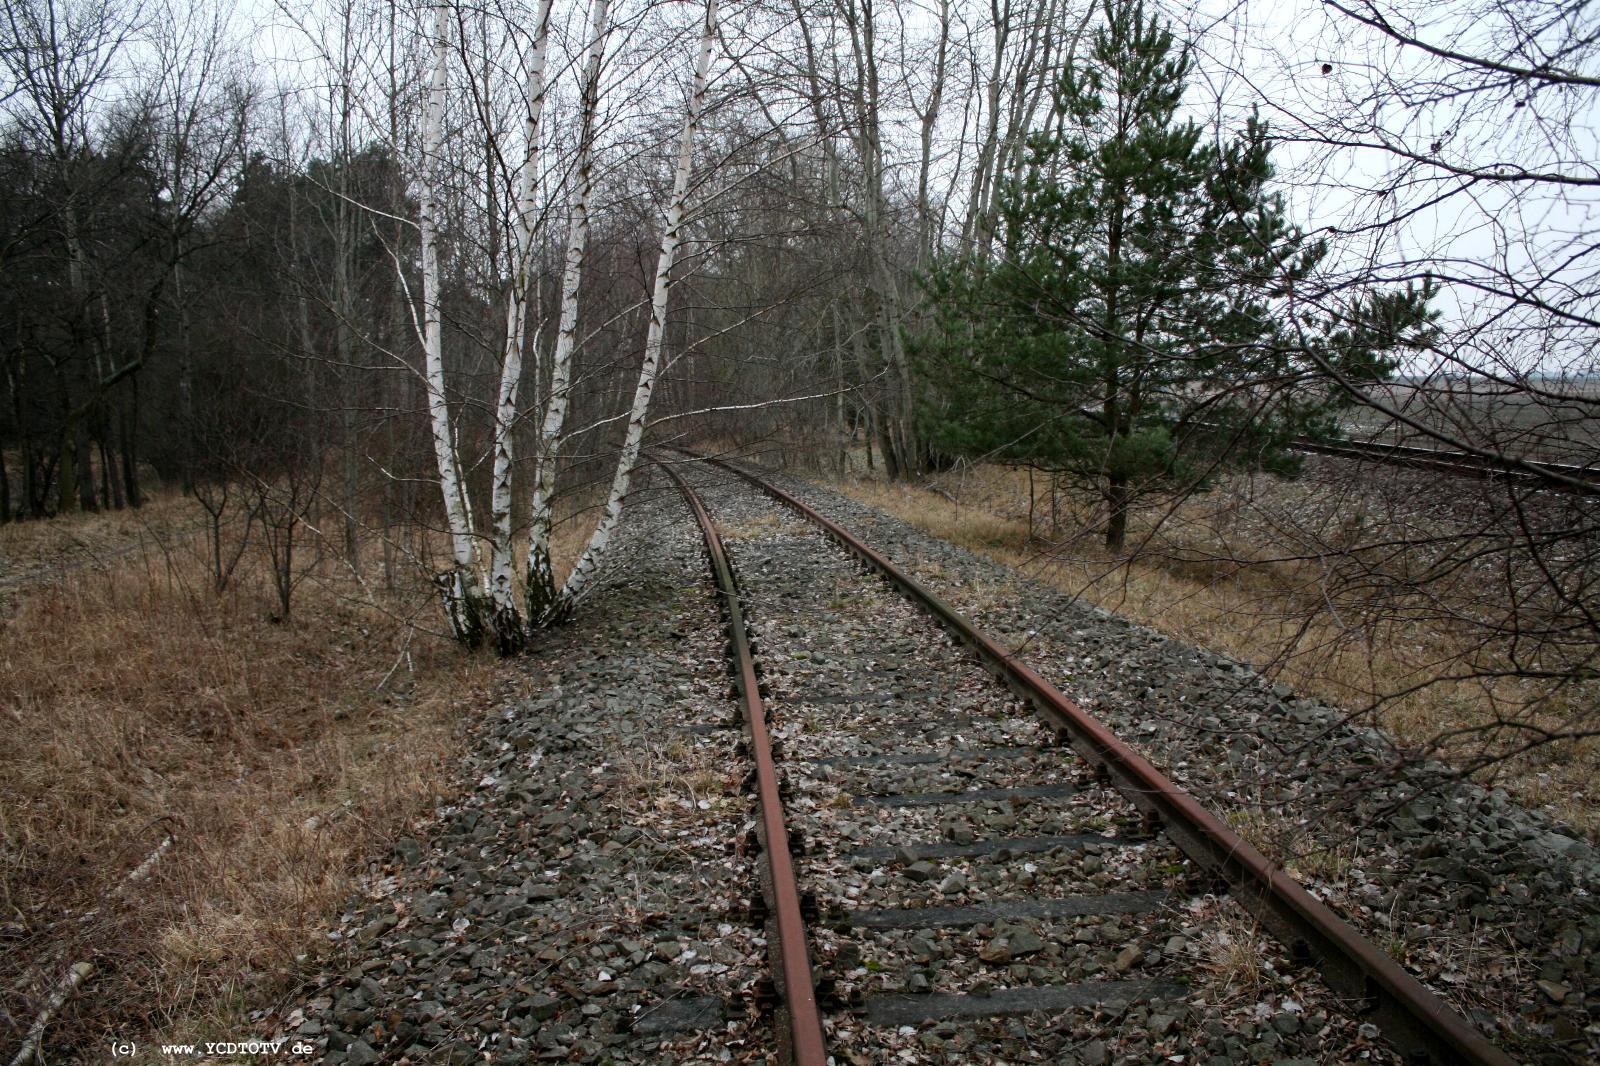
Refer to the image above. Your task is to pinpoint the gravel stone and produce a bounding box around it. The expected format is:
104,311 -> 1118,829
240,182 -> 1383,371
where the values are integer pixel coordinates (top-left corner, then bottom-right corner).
393,836 -> 423,866
681,464 -> 1403,1063
342,1040 -> 379,1066
745,463 -> 1598,1062
281,479 -> 774,1063
277,462 -> 1591,1064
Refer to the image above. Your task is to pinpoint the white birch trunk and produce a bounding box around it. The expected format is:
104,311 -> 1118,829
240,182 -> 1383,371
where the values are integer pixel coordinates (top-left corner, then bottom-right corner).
418,2 -> 484,644
525,0 -> 613,622
7,962 -> 94,1066
486,0 -> 556,650
556,0 -> 719,611
7,837 -> 169,1066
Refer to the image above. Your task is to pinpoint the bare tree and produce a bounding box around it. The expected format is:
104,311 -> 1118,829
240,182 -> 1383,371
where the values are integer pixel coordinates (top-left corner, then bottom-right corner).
486,0 -> 556,649
0,0 -> 144,514
414,0 -> 485,643
524,0 -> 613,630
559,0 -> 722,608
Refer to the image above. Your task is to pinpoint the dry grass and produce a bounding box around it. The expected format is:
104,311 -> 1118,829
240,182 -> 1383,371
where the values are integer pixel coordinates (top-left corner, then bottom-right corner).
716,510 -> 813,541
0,492 -> 540,1060
1194,910 -> 1277,1007
610,737 -> 738,818
0,492 -> 202,587
826,463 -> 1600,838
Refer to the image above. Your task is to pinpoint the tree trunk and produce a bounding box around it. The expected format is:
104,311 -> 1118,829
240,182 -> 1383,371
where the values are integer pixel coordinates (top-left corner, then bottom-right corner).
842,0 -> 917,478
913,0 -> 950,269
0,436 -> 10,523
1099,145 -> 1129,552
848,313 -> 896,479
486,0 -> 556,652
832,311 -> 849,473
1027,465 -> 1035,542
175,261 -> 196,493
1104,473 -> 1129,553
99,431 -> 122,510
962,0 -> 1011,253
17,366 -> 44,516
75,416 -> 97,512
418,0 -> 487,645
336,271 -> 360,565
526,0 -> 612,626
6,362 -> 25,519
558,0 -> 720,612
121,375 -> 140,508
30,447 -> 52,518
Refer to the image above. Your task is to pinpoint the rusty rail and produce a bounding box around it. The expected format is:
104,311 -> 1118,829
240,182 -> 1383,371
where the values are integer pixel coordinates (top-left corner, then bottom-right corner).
681,449 -> 1515,1066
1292,435 -> 1600,496
657,461 -> 829,1066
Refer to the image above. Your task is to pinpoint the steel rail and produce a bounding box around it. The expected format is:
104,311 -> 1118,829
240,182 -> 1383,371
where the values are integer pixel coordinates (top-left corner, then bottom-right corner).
684,450 -> 1515,1066
1186,418 -> 1598,495
657,460 -> 830,1066
1292,435 -> 1600,496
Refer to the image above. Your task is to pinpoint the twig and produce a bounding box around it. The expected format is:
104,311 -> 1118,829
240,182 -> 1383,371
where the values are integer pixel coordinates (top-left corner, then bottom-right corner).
124,836 -> 173,885
5,835 -> 174,1065
7,963 -> 94,1066
376,626 -> 417,694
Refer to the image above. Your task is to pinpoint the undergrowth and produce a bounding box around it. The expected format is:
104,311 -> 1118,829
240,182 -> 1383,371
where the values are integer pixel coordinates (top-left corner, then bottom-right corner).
0,493 -> 526,1060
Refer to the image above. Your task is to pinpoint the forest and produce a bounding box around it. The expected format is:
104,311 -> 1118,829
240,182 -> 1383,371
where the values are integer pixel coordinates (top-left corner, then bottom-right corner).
2,0 -> 1591,591
3,0 -> 1599,1060
4,0 -> 1597,755
1,0 -> 1595,760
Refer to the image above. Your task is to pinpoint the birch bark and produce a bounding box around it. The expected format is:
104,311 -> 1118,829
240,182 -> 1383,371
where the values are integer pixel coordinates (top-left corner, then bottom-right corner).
525,0 -> 614,622
556,0 -> 720,611
418,1 -> 485,643
486,0 -> 556,651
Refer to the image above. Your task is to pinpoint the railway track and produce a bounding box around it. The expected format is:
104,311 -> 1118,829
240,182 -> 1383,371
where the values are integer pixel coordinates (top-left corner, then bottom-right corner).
660,452 -> 1514,1065
1290,435 -> 1600,496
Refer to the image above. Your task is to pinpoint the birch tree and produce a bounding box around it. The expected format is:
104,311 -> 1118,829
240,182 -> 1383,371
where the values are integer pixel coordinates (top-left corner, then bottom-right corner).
557,0 -> 721,610
486,0 -> 555,652
379,0 -> 1123,645
417,0 -> 486,643
524,0 -> 612,626
405,0 -> 727,641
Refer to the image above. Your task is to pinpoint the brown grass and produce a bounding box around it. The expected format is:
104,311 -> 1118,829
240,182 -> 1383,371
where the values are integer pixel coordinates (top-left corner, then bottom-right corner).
825,462 -> 1600,838
0,492 -> 600,1060
716,509 -> 813,541
1194,909 -> 1276,1007
0,492 -> 202,588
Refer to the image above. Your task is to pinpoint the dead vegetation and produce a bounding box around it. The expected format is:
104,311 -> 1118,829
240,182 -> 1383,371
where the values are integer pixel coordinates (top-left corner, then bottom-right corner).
826,461 -> 1600,839
1194,909 -> 1277,1008
715,510 -> 813,542
0,490 -> 589,1060
0,492 -> 203,592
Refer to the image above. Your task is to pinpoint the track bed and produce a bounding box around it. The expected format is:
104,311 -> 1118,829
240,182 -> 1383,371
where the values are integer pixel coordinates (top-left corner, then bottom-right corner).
676,461 -> 1439,1064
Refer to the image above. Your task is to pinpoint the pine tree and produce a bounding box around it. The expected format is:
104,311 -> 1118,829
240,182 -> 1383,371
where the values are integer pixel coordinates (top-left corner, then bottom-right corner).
919,0 -> 1435,551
